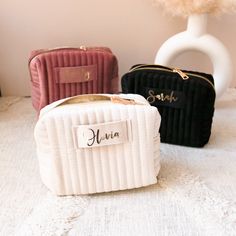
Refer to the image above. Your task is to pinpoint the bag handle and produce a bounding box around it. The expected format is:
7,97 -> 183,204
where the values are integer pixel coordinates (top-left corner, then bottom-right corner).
39,94 -> 144,118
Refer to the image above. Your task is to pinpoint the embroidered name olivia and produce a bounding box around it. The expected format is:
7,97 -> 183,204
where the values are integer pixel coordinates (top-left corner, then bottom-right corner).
74,120 -> 130,148
87,128 -> 119,146
147,90 -> 178,104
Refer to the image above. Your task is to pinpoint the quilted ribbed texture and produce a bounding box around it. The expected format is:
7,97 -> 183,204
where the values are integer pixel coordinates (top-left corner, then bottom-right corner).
34,94 -> 161,195
29,47 -> 119,112
121,66 -> 216,147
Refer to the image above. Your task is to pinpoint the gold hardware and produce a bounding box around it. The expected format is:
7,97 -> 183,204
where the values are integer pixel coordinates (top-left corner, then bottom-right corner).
173,68 -> 189,80
128,65 -> 215,91
63,96 -> 140,106
40,94 -> 145,117
29,47 -> 108,66
111,96 -> 137,105
79,45 -> 87,50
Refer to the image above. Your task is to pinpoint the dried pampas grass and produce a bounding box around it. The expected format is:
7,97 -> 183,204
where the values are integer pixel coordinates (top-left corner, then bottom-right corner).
152,0 -> 236,17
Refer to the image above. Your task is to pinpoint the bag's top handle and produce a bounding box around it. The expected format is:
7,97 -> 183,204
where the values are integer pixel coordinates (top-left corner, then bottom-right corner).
39,94 -> 146,118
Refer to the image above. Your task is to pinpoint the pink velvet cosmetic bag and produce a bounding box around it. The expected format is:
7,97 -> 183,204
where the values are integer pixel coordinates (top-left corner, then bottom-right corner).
28,46 -> 119,113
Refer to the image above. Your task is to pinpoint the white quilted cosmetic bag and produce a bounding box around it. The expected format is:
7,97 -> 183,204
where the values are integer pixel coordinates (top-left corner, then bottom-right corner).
34,94 -> 161,195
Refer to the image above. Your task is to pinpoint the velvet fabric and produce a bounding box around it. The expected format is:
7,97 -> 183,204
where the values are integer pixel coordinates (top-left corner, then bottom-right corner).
34,94 -> 161,195
29,47 -> 119,113
121,64 -> 216,147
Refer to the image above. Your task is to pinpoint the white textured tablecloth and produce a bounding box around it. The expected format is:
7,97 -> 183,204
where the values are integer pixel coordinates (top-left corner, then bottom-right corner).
0,90 -> 236,236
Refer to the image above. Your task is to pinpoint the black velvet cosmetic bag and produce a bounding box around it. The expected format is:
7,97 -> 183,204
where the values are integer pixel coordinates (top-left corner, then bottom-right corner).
121,64 -> 216,147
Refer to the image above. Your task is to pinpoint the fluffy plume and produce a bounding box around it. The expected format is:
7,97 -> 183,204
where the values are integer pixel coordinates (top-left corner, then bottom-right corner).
152,0 -> 236,17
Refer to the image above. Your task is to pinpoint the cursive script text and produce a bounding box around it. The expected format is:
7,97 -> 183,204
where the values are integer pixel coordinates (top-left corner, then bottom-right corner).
87,129 -> 119,146
147,90 -> 178,104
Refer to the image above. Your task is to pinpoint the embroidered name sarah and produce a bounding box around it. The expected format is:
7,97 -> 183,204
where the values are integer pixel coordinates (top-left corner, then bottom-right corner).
147,90 -> 178,104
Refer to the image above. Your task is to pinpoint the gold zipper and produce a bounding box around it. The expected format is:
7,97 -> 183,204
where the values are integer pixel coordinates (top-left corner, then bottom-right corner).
172,68 -> 189,80
129,64 -> 215,91
29,46 -> 110,64
38,46 -> 108,52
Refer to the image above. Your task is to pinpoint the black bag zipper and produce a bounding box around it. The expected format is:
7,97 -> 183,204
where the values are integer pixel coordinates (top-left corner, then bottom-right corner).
128,64 -> 215,91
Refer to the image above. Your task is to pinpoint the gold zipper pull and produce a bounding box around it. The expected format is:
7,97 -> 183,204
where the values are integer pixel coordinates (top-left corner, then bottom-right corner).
173,68 -> 189,80
111,96 -> 136,105
79,45 -> 87,51
110,96 -> 145,105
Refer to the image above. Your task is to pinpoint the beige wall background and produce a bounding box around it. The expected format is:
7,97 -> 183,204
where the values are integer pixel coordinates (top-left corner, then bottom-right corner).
0,0 -> 235,96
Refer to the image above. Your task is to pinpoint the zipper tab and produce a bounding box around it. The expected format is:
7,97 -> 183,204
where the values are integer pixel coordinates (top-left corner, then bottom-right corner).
111,96 -> 136,105
79,45 -> 87,50
173,68 -> 189,80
